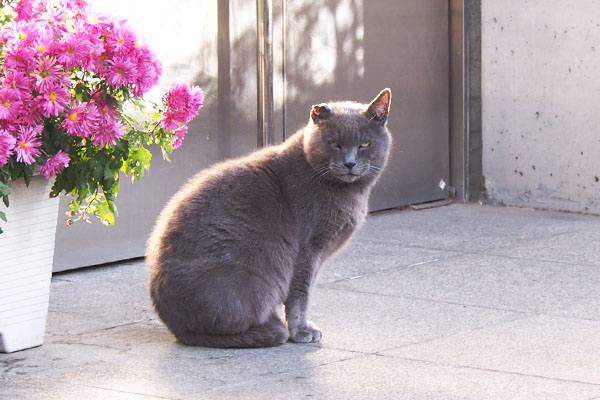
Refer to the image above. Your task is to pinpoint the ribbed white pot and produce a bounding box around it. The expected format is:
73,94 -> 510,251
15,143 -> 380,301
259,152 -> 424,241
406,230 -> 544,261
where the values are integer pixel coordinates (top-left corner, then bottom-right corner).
0,175 -> 59,353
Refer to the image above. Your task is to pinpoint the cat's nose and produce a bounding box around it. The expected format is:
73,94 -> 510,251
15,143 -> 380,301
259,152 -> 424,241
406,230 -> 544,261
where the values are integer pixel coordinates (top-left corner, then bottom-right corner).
344,161 -> 356,170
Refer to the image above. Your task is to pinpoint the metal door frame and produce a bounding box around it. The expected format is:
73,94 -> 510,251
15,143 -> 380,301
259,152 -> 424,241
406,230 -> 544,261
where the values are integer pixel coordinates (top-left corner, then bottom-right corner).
449,0 -> 482,203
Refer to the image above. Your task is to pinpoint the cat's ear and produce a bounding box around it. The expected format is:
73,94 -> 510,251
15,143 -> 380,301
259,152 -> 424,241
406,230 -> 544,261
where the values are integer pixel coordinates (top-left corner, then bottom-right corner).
311,104 -> 332,123
365,88 -> 391,125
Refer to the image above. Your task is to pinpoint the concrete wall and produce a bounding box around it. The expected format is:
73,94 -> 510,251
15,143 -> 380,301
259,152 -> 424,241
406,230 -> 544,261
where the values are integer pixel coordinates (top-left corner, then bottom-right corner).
481,1 -> 600,214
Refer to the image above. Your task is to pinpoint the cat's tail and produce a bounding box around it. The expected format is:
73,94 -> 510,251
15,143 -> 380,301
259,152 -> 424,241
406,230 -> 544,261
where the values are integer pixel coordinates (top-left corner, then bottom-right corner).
175,316 -> 289,348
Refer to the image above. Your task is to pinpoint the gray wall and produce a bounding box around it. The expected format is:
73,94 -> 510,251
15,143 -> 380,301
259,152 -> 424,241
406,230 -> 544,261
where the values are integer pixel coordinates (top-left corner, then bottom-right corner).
54,0 -> 258,271
481,1 -> 600,214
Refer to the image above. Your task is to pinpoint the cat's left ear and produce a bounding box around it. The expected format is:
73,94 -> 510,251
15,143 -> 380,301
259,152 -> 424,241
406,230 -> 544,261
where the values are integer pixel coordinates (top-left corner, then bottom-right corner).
311,104 -> 332,123
365,88 -> 391,125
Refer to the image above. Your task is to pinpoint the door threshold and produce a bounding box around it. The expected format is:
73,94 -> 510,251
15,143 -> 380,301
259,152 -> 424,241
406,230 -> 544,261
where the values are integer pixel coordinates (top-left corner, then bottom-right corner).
409,198 -> 453,211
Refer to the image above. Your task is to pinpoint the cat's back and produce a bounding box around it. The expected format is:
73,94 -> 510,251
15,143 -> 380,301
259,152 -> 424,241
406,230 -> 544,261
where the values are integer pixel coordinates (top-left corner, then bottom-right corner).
146,142 -> 298,270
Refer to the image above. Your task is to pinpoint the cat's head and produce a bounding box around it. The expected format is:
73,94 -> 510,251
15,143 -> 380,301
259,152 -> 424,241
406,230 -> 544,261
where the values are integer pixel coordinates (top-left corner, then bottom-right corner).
303,88 -> 392,185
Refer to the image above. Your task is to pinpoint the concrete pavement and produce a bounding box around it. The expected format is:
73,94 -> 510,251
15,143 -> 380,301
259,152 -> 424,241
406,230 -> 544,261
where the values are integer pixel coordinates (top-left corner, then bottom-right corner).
2,203 -> 600,399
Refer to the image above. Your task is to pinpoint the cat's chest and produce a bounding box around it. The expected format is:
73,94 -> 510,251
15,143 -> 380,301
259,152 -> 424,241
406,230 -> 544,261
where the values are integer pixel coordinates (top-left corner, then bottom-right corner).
302,193 -> 367,253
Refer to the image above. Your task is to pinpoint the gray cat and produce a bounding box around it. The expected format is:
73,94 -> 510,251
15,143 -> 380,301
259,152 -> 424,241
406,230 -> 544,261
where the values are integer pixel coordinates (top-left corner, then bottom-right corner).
147,89 -> 392,348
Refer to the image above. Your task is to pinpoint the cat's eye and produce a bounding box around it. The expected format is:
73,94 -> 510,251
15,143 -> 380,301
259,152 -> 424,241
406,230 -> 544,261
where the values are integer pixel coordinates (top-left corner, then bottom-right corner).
359,141 -> 371,148
330,141 -> 341,148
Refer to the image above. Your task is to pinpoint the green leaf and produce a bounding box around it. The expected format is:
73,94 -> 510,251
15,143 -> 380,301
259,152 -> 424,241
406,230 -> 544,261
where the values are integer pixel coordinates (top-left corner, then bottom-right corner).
126,146 -> 152,180
0,210 -> 6,222
0,180 -> 10,197
95,201 -> 115,225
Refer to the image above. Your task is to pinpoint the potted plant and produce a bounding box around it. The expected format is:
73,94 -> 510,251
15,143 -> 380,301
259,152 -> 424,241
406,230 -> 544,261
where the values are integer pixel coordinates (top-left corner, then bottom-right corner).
0,0 -> 203,352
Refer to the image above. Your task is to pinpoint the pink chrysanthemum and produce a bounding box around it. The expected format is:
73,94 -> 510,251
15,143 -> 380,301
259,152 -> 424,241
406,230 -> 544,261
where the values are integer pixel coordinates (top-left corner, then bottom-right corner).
0,130 -> 17,167
31,29 -> 57,57
15,125 -> 42,164
39,83 -> 69,117
3,70 -> 32,93
57,34 -> 90,68
92,119 -> 125,148
3,20 -> 38,45
91,99 -> 124,147
14,0 -> 36,22
31,56 -> 66,92
105,23 -> 137,53
0,88 -> 23,120
163,82 -> 204,125
160,111 -> 179,131
3,46 -> 36,72
172,125 -> 188,150
41,150 -> 70,178
132,45 -> 162,96
105,55 -> 136,87
17,94 -> 44,126
61,101 -> 97,138
64,0 -> 89,13
37,4 -> 68,35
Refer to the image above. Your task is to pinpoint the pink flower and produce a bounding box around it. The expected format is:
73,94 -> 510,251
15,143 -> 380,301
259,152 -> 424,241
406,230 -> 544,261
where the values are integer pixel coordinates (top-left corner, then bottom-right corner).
57,34 -> 90,68
0,88 -> 23,120
39,83 -> 69,117
17,94 -> 44,126
41,150 -> 70,178
0,130 -> 16,167
132,51 -> 162,96
3,46 -> 36,72
31,31 -> 57,57
161,111 -> 179,131
105,23 -> 137,53
163,82 -> 204,125
3,70 -> 32,92
31,56 -> 66,92
92,119 -> 125,148
61,101 -> 97,137
3,20 -> 38,45
15,125 -> 42,164
64,0 -> 89,13
37,4 -> 68,35
91,99 -> 124,147
105,55 -> 136,87
172,125 -> 188,150
14,0 -> 36,22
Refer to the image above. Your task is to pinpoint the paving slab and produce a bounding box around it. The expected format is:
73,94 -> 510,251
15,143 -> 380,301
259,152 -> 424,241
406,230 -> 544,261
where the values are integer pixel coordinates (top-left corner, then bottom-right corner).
319,240 -> 461,284
210,354 -> 600,400
384,314 -> 600,386
2,331 -> 355,399
46,261 -> 154,336
485,228 -> 600,267
326,253 -> 600,320
304,287 -> 524,353
356,204 -> 597,252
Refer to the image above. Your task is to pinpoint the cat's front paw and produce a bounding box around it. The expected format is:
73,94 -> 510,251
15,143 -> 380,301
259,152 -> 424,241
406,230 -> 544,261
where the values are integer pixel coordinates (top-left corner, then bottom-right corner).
289,324 -> 322,343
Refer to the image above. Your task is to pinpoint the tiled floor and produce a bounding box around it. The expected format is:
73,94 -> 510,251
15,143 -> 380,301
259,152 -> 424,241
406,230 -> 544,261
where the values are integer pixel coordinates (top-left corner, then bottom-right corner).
2,204 -> 600,399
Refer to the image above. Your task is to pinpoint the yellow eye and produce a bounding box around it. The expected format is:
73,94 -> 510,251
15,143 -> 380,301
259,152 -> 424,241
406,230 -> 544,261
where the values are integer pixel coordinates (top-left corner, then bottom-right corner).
330,141 -> 340,148
359,141 -> 371,148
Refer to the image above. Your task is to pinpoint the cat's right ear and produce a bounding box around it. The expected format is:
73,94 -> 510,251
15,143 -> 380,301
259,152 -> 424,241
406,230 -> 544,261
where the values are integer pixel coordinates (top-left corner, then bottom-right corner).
311,104 -> 332,123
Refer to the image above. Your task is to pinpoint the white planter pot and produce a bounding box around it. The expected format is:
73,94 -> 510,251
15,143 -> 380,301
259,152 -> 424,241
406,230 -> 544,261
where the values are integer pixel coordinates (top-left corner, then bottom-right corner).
0,176 -> 59,353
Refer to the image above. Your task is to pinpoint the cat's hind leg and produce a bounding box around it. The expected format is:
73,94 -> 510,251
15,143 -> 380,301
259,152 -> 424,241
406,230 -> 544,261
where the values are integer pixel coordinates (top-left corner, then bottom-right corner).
174,311 -> 288,348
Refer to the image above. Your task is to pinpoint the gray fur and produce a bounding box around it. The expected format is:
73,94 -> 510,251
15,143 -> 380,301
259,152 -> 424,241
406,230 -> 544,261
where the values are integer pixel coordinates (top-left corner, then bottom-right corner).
147,89 -> 392,348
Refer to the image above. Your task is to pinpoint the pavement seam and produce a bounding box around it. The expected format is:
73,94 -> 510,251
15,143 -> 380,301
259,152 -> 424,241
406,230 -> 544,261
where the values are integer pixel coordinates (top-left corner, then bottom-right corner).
319,252 -> 468,286
71,382 -> 178,399
202,351 -> 367,394
387,356 -> 600,388
355,226 -> 596,259
323,285 -> 600,323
